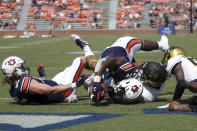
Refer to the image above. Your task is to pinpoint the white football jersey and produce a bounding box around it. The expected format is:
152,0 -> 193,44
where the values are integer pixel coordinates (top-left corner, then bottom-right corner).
112,75 -> 164,102
141,82 -> 165,102
166,55 -> 197,82
112,79 -> 164,102
133,69 -> 165,102
110,36 -> 143,61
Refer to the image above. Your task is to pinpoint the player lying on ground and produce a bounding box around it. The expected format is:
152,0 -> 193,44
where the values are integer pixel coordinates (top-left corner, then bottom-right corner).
1,45 -> 97,104
162,46 -> 197,112
70,34 -> 168,103
107,62 -> 168,104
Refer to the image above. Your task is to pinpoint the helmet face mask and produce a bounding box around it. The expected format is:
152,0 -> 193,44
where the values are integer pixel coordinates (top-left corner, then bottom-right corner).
1,56 -> 30,78
162,46 -> 186,67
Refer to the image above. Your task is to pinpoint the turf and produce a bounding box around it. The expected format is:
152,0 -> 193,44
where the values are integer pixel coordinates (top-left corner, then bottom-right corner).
0,33 -> 197,131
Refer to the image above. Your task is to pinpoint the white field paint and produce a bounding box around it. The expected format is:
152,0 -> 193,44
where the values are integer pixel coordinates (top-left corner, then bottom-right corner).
0,114 -> 90,128
0,37 -> 68,49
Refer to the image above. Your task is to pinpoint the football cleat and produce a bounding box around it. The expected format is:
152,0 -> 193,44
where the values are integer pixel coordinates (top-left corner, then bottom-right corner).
157,35 -> 169,52
70,34 -> 90,49
37,64 -> 46,78
64,94 -> 78,103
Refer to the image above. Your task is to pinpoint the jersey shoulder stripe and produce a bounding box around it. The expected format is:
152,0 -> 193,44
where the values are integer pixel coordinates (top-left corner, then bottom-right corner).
20,75 -> 32,94
120,62 -> 134,71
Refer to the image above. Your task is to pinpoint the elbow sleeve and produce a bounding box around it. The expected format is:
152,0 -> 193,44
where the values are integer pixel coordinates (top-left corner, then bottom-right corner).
172,80 -> 187,100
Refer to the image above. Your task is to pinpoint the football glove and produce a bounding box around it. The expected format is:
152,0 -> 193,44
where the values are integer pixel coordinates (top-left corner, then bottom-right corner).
76,74 -> 88,87
91,83 -> 105,102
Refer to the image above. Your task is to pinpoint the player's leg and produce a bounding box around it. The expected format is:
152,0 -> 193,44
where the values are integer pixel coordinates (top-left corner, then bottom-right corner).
187,80 -> 197,93
70,34 -> 97,70
168,101 -> 192,112
52,56 -> 86,102
142,35 -> 169,52
168,96 -> 197,112
122,36 -> 168,61
111,36 -> 169,61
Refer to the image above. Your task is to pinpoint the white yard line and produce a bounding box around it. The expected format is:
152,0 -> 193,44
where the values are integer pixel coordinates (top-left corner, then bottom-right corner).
0,46 -> 21,49
0,37 -> 68,49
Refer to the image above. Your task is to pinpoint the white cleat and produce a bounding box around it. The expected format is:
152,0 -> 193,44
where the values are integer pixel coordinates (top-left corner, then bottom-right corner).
70,34 -> 90,49
157,35 -> 169,52
70,34 -> 80,42
64,95 -> 78,103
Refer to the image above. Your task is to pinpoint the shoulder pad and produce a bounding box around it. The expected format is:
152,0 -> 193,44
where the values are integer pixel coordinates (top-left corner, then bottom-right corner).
166,55 -> 183,74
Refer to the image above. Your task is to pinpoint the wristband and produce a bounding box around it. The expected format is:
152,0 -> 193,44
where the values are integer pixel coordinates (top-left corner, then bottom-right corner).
90,95 -> 94,99
71,83 -> 77,89
94,75 -> 101,83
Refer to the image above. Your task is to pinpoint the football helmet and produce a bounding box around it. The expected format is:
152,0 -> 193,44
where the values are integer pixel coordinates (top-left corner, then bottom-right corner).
141,62 -> 167,89
115,78 -> 143,101
1,56 -> 30,77
162,46 -> 186,67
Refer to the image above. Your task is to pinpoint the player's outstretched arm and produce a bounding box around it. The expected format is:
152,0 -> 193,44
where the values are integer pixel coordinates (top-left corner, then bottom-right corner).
29,74 -> 87,95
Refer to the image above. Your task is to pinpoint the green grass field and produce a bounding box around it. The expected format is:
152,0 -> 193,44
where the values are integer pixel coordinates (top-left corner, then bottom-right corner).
0,34 -> 197,131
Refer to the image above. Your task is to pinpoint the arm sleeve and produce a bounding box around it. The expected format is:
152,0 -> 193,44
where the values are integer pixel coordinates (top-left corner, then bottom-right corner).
172,80 -> 187,100
114,61 -> 135,82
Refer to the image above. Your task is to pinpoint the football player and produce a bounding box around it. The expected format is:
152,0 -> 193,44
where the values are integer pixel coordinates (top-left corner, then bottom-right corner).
1,39 -> 97,104
108,62 -> 168,104
70,34 -> 169,102
162,46 -> 197,112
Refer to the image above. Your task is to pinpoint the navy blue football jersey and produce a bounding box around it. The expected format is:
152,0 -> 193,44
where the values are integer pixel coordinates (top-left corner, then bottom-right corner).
9,75 -> 64,104
101,46 -> 129,59
101,47 -> 135,84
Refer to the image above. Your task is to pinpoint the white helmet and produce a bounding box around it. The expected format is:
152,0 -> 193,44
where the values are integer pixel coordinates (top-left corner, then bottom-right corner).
116,78 -> 143,101
1,56 -> 29,77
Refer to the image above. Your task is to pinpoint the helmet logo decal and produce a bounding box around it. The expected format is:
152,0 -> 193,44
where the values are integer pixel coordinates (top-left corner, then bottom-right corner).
149,71 -> 158,80
8,59 -> 16,66
131,85 -> 139,93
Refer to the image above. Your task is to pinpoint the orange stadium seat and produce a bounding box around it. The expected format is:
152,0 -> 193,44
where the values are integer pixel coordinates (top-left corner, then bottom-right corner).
81,22 -> 89,27
26,21 -> 35,25
2,13 -> 12,18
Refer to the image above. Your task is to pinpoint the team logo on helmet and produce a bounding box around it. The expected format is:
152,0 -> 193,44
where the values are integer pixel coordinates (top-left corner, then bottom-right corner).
8,59 -> 16,66
116,78 -> 143,101
1,56 -> 29,77
131,85 -> 139,93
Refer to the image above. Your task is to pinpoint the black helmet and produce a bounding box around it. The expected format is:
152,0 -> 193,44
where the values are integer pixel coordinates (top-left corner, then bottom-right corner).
141,62 -> 168,88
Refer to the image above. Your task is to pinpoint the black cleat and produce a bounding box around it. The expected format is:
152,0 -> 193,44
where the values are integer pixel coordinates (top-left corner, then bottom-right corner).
70,34 -> 90,49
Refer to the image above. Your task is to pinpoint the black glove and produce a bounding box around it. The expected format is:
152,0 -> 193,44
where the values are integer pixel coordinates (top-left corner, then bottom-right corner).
91,83 -> 105,102
37,64 -> 46,77
76,74 -> 87,87
107,86 -> 114,97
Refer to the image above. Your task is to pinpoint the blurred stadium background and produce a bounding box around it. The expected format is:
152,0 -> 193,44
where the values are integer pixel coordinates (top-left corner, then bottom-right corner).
0,0 -> 196,37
